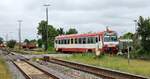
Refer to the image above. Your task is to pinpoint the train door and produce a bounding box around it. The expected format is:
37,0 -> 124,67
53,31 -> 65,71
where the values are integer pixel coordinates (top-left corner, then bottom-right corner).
95,35 -> 102,56
96,35 -> 102,50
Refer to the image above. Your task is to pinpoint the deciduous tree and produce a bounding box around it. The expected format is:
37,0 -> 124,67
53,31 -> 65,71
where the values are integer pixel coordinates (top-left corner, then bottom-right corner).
137,16 -> 150,52
66,28 -> 78,34
37,39 -> 42,48
37,20 -> 58,50
0,37 -> 3,44
24,39 -> 30,44
57,27 -> 65,35
7,40 -> 16,48
121,32 -> 134,39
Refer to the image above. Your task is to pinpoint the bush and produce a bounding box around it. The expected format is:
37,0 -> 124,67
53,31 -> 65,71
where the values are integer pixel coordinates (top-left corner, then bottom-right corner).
130,48 -> 150,60
7,40 -> 16,48
0,37 -> 3,44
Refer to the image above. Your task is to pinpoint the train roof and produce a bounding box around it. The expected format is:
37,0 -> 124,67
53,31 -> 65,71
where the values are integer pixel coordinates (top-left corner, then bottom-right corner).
55,32 -> 104,39
55,30 -> 116,39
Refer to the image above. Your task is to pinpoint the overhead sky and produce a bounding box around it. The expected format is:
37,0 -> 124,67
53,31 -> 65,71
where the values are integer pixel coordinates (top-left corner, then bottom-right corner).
0,0 -> 149,41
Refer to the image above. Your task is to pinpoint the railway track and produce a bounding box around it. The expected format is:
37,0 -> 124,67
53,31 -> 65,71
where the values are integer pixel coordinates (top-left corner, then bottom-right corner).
48,58 -> 148,79
1,49 -> 149,79
13,60 -> 59,79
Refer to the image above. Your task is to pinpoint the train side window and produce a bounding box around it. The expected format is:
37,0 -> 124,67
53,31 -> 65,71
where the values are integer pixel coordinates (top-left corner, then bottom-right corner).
68,39 -> 70,44
63,39 -> 65,44
91,37 -> 94,44
82,38 -> 86,44
60,40 -> 62,44
79,38 -> 82,44
71,39 -> 74,44
88,37 -> 91,44
93,37 -> 97,43
67,39 -> 70,44
96,37 -> 98,43
61,39 -> 63,44
75,38 -> 78,44
64,39 -> 67,44
66,39 -> 68,44
62,40 -> 64,44
62,39 -> 64,44
58,40 -> 60,44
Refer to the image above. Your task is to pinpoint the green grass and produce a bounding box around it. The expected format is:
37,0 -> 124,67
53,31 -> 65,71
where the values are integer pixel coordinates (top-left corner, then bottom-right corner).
0,57 -> 12,79
32,51 -> 57,54
31,51 -> 47,54
62,53 -> 150,77
48,46 -> 55,51
7,45 -> 56,55
31,46 -> 56,54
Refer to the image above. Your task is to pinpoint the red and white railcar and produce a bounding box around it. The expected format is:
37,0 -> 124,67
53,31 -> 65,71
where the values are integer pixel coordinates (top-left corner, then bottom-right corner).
54,29 -> 119,54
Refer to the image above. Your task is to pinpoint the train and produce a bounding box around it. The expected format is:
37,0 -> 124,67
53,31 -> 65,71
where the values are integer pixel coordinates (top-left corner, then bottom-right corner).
54,29 -> 119,54
22,43 -> 37,49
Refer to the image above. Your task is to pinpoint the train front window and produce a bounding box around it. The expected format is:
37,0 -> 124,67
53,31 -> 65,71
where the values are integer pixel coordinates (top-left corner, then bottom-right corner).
110,36 -> 117,41
104,36 -> 110,42
104,36 -> 117,42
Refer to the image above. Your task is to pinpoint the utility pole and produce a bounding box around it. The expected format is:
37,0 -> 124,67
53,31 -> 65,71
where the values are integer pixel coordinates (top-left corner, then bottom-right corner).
44,4 -> 50,51
134,20 -> 137,33
5,33 -> 8,42
18,20 -> 22,50
127,38 -> 130,65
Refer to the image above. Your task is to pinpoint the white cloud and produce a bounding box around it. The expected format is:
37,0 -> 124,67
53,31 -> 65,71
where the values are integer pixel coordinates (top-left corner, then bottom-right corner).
0,0 -> 150,41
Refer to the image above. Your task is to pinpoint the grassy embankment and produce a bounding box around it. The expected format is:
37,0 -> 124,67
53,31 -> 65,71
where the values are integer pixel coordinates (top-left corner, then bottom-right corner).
62,53 -> 150,77
0,57 -> 11,79
10,46 -> 56,55
27,46 -> 56,54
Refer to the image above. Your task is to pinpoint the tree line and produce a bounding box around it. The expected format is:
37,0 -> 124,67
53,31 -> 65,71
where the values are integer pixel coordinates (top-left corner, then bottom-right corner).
0,37 -> 16,48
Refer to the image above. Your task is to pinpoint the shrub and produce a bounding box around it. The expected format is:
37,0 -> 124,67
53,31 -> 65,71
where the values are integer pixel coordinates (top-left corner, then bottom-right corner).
130,48 -> 150,60
7,40 -> 16,48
